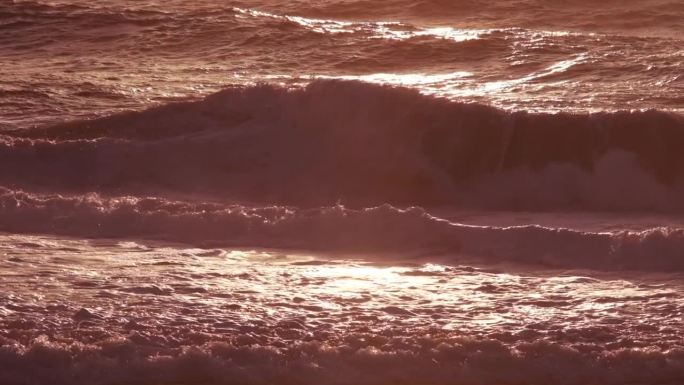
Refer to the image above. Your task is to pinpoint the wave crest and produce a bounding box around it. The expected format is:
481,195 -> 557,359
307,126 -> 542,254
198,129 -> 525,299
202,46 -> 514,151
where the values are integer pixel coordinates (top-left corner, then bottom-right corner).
2,187 -> 684,271
6,80 -> 684,211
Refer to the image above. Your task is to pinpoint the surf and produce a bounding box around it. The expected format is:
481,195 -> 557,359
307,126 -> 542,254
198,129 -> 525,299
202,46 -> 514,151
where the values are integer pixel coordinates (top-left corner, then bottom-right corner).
2,187 -> 684,271
4,80 -> 683,211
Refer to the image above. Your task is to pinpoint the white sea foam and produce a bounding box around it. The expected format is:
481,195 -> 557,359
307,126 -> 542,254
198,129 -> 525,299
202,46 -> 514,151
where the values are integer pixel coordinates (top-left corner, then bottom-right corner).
0,234 -> 683,385
2,187 -> 684,271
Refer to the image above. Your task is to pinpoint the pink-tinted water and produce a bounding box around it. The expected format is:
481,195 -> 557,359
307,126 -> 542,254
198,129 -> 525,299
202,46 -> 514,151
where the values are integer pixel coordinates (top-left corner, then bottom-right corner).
1,1 -> 683,384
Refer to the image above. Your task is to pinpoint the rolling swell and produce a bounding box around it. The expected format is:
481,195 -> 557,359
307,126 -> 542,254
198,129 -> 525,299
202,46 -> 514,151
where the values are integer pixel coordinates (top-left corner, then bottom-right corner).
6,80 -> 684,211
2,187 -> 684,271
0,2 -> 502,61
297,0 -> 684,36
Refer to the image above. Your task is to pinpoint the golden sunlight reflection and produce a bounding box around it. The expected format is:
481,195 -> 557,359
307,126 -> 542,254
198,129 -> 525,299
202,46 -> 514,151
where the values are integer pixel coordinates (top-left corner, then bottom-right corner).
2,233 -> 683,383
321,72 -> 473,86
234,7 -> 482,42
254,53 -> 595,112
4,235 -> 674,340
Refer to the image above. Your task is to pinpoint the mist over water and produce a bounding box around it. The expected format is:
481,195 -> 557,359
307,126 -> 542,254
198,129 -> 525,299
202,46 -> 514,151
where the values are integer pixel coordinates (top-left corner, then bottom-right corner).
1,1 -> 683,384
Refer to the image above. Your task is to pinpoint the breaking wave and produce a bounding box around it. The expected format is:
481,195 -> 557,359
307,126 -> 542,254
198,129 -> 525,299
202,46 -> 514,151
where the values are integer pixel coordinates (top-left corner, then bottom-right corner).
2,187 -> 684,271
2,334 -> 683,385
5,80 -> 684,211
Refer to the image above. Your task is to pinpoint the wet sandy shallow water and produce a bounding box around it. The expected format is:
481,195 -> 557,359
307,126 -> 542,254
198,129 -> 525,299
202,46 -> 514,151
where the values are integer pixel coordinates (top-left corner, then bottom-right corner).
1,233 -> 683,384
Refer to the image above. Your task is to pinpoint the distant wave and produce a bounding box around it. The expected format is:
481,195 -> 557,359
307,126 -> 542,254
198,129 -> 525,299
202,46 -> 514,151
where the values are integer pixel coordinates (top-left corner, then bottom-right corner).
0,2 -> 502,57
5,80 -> 684,211
4,2 -> 678,62
3,2 -> 681,125
2,187 -> 684,271
281,0 -> 684,37
13,0 -> 678,37
0,1 -> 172,30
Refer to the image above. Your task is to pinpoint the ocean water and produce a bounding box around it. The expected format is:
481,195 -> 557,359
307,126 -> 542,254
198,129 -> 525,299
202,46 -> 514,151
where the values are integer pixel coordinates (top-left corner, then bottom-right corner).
1,1 -> 684,384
